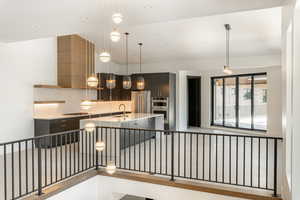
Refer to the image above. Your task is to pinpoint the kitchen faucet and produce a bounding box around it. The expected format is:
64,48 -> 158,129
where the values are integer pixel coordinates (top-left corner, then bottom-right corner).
119,104 -> 126,118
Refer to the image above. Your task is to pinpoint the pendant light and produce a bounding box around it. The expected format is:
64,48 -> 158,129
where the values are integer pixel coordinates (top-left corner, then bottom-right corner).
99,51 -> 111,63
106,73 -> 116,89
87,41 -> 99,88
95,141 -> 105,151
136,43 -> 145,90
85,122 -> 96,132
223,24 -> 233,75
112,13 -> 123,24
106,160 -> 117,174
123,32 -> 132,89
110,29 -> 121,42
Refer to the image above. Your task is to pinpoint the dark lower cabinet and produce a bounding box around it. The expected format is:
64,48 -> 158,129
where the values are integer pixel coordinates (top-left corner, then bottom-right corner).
34,117 -> 85,148
34,112 -> 125,148
120,118 -> 156,149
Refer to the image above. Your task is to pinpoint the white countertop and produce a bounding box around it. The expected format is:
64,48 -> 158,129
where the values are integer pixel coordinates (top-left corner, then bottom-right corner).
81,113 -> 163,123
34,112 -> 121,120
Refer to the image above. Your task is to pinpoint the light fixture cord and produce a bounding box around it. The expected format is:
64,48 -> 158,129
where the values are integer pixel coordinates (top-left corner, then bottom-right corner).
226,25 -> 230,67
126,33 -> 129,75
139,43 -> 142,73
85,39 -> 88,97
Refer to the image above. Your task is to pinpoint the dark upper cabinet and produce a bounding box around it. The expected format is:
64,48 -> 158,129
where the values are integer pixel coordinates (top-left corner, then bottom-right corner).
97,72 -> 175,101
97,73 -> 131,101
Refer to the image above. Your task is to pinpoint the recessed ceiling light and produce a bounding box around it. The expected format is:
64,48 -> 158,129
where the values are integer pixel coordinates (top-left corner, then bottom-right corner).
143,5 -> 153,9
80,17 -> 89,23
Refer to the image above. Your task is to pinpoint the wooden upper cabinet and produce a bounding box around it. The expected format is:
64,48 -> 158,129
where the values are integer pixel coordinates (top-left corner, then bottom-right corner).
57,35 -> 95,88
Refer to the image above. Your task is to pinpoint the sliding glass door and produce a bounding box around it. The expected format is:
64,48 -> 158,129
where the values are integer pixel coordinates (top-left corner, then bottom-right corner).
211,73 -> 267,131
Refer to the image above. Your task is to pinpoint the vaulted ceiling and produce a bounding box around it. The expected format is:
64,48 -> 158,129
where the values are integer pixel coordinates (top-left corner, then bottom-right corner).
0,0 -> 284,63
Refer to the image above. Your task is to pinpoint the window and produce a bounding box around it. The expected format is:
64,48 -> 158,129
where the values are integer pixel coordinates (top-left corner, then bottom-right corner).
211,73 -> 267,131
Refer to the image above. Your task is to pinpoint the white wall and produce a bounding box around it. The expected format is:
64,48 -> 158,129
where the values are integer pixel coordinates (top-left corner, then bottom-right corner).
0,38 -> 57,142
0,37 -> 126,143
48,175 -> 247,200
281,1 -> 298,200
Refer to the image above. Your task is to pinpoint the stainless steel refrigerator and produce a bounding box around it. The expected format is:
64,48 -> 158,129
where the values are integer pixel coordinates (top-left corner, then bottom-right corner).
131,91 -> 151,113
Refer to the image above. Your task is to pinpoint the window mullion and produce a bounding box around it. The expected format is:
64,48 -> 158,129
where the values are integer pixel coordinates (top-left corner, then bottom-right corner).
235,77 -> 239,128
251,76 -> 254,130
222,78 -> 225,126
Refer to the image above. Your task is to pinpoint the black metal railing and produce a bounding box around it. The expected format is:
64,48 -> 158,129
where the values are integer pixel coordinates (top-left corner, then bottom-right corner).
96,126 -> 283,197
0,129 -> 96,200
0,126 -> 282,199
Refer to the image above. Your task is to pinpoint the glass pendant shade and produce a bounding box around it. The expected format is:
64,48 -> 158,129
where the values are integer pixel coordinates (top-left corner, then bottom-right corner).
87,75 -> 99,88
106,73 -> 116,89
136,76 -> 145,90
95,141 -> 105,151
112,13 -> 123,24
223,66 -> 233,75
110,30 -> 121,42
85,122 -> 96,132
99,51 -> 111,63
123,75 -> 132,89
80,100 -> 92,110
106,161 -> 117,174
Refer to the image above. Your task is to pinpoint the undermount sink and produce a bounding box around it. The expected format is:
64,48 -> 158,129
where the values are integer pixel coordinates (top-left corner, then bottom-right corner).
63,112 -> 89,116
113,115 -> 129,118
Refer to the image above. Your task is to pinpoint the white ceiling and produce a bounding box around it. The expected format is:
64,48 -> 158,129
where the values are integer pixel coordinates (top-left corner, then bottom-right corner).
0,0 -> 283,64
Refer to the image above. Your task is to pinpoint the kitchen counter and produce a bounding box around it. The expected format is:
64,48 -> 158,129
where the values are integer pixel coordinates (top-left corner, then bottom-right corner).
80,113 -> 164,150
34,111 -> 127,120
82,113 -> 163,123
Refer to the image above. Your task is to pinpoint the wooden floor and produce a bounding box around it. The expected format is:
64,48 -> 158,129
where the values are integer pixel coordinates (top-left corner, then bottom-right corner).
23,169 -> 283,200
97,170 -> 282,200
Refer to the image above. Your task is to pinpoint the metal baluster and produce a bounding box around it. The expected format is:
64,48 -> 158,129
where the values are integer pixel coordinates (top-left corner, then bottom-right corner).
134,129 -> 136,171
32,140 -> 35,191
18,141 -> 22,196
65,134 -> 68,177
45,138 -> 47,186
144,130 -> 146,172
229,136 -> 232,184
190,133 -> 192,179
178,132 -> 180,177
196,134 -> 199,179
55,135 -> 58,182
222,135 -> 225,183
243,137 -> 246,186
273,139 -> 278,197
114,128 -> 117,167
155,130 -> 157,174
25,141 -> 28,194
236,136 -> 239,185
166,132 -> 168,175
202,134 -> 205,180
250,137 -> 253,187
96,128 -> 99,170
171,131 -> 175,181
50,136 -> 53,184
258,138 -> 261,188
37,139 -> 42,195
12,144 -> 15,199
149,130 -> 152,173
139,129 -> 141,171
4,144 -> 7,200
105,128 -> 108,166
184,132 -> 186,177
266,138 -> 269,189
216,135 -> 218,182
74,132 -> 77,173
209,135 -> 211,181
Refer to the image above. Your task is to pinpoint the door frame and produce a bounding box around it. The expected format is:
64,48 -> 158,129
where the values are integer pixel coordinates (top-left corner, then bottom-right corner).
187,76 -> 202,128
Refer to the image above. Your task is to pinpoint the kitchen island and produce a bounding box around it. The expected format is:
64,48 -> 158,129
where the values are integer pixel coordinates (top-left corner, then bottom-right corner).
80,113 -> 164,150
